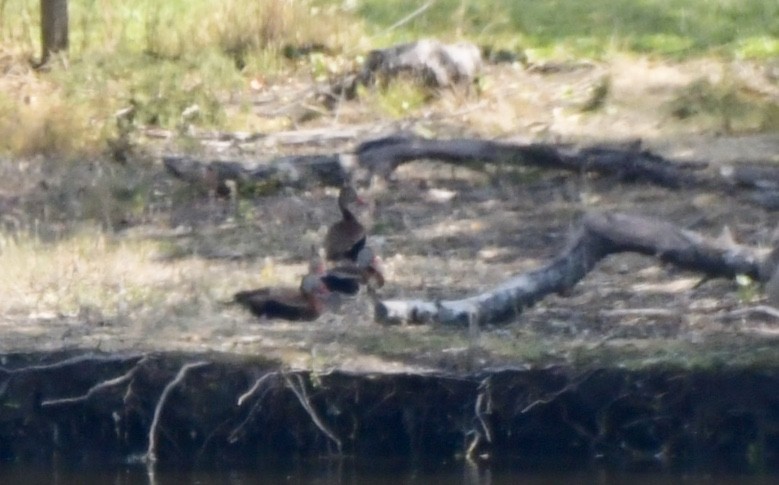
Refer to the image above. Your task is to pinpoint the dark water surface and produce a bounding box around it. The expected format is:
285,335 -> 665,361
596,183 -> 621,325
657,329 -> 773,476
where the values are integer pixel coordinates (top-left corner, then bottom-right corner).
2,460 -> 778,485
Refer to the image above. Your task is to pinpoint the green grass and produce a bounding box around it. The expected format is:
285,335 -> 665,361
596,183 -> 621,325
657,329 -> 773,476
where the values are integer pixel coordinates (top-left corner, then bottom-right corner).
668,74 -> 779,134
0,0 -> 364,157
358,0 -> 779,58
0,0 -> 778,159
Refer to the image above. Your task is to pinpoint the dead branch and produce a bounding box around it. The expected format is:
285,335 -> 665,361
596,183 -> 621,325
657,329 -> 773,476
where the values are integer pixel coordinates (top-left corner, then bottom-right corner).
719,163 -> 779,210
283,372 -> 343,454
724,305 -> 779,320
375,211 -> 765,326
163,153 -> 353,191
720,163 -> 779,191
599,308 -> 682,318
159,131 -> 779,213
145,361 -> 210,464
383,2 -> 434,33
41,355 -> 150,407
357,136 -> 703,188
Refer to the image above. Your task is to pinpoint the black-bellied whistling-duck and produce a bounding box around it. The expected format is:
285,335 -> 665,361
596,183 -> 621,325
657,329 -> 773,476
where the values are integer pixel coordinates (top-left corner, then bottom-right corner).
324,185 -> 367,262
233,270 -> 330,321
321,246 -> 385,295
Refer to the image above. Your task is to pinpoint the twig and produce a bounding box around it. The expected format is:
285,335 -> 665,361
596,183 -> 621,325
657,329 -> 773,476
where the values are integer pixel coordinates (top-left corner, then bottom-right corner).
41,355 -> 149,407
384,1 -> 435,33
725,305 -> 779,320
283,372 -> 343,454
145,361 -> 210,464
599,308 -> 681,318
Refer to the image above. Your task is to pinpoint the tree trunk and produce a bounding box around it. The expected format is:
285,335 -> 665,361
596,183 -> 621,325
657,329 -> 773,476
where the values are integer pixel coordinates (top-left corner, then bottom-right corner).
40,0 -> 69,65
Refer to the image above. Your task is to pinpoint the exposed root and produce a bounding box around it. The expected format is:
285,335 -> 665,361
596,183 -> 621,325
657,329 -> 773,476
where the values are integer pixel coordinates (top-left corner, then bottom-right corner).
521,370 -> 596,414
475,378 -> 493,444
237,372 -> 278,406
145,360 -> 210,464
283,372 -> 343,455
466,432 -> 483,462
0,353 -> 144,376
229,372 -> 282,444
467,377 -> 493,462
41,355 -> 149,407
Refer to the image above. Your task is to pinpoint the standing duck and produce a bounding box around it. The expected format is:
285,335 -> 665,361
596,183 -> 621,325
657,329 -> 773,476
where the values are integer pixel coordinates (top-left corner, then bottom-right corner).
320,246 -> 386,296
324,185 -> 367,262
233,269 -> 330,321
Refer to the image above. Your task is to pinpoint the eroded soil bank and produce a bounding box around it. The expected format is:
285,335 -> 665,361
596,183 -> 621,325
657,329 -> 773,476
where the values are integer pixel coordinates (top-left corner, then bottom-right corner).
1,350 -> 777,472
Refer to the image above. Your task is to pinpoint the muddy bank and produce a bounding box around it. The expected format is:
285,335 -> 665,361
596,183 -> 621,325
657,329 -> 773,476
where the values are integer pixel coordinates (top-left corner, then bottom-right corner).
1,350 -> 778,472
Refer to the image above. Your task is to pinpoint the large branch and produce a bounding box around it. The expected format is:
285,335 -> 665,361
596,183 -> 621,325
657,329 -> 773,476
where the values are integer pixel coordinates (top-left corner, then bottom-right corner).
164,135 -> 705,192
375,212 -> 766,326
162,133 -> 779,209
357,136 -> 704,188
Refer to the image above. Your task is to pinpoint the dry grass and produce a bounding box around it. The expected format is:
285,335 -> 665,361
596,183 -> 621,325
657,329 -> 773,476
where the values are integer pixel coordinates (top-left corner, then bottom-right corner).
3,153 -> 779,372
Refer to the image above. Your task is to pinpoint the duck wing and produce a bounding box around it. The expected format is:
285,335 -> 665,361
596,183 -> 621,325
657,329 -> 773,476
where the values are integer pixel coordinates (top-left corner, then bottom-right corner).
234,288 -> 318,321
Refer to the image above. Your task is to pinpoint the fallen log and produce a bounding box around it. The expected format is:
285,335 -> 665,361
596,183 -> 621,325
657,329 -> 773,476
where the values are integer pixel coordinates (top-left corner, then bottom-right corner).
375,212 -> 767,326
162,134 -> 779,211
357,135 -> 703,188
164,136 -> 705,192
162,154 -> 354,191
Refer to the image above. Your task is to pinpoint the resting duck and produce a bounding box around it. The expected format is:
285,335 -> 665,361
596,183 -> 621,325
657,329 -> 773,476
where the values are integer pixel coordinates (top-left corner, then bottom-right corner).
324,185 -> 367,262
320,246 -> 386,296
233,270 -> 330,321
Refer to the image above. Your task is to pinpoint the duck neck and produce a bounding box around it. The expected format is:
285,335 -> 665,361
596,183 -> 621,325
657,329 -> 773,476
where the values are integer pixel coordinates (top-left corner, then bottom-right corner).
340,203 -> 357,221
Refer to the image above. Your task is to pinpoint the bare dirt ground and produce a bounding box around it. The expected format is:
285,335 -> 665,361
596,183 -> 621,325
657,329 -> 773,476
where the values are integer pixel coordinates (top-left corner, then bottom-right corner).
3,56 -> 779,373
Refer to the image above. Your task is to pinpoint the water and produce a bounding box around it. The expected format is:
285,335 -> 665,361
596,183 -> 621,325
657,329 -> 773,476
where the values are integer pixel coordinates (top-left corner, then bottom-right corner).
1,459 -> 778,485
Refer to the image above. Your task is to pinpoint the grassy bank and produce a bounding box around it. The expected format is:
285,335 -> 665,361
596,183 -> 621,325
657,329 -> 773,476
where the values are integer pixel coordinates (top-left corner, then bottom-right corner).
0,0 -> 777,159
1,1 -> 779,372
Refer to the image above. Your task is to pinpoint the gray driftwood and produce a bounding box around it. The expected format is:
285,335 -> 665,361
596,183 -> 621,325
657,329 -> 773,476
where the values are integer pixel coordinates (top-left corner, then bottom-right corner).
375,212 -> 768,326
